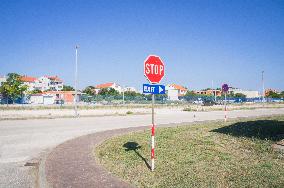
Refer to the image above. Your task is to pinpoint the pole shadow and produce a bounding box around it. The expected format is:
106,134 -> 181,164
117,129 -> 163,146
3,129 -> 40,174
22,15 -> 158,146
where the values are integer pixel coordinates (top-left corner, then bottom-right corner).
123,142 -> 151,170
211,120 -> 284,141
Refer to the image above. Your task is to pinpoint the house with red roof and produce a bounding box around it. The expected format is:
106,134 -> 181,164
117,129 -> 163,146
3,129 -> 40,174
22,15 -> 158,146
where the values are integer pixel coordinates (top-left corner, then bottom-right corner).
20,76 -> 38,91
95,82 -> 122,93
20,75 -> 64,92
165,84 -> 188,101
166,84 -> 188,96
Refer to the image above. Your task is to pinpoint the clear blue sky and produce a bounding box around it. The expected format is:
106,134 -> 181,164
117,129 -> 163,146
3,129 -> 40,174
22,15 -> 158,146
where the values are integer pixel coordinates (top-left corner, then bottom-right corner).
1,0 -> 284,91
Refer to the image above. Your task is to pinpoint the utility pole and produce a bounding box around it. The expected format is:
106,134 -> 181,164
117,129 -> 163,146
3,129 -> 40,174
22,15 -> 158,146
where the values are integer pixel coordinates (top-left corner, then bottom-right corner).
262,71 -> 264,103
74,45 -> 79,117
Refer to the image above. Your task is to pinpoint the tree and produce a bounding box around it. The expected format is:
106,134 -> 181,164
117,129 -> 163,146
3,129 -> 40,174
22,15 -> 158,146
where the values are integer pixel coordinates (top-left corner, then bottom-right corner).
98,88 -> 119,96
124,91 -> 143,97
29,89 -> 42,94
83,86 -> 96,96
235,93 -> 246,98
185,91 -> 198,97
0,73 -> 28,104
281,91 -> 284,98
62,85 -> 75,91
267,91 -> 280,98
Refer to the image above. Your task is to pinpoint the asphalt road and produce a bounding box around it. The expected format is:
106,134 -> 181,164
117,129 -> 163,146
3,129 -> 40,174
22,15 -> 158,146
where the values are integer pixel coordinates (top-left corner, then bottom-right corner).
1,108 -> 284,188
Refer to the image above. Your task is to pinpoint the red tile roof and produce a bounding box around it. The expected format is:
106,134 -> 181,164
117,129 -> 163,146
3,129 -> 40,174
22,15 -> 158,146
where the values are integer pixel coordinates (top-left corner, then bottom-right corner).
20,76 -> 37,82
45,76 -> 63,82
95,82 -> 114,89
170,84 -> 187,91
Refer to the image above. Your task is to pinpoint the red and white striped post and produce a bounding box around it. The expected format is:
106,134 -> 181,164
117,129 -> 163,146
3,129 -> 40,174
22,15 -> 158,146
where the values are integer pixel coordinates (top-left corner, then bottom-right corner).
151,94 -> 155,171
151,123 -> 155,171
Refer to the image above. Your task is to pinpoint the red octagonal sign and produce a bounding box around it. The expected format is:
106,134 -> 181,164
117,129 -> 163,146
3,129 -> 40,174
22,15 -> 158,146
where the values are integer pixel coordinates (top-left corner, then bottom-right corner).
144,55 -> 165,84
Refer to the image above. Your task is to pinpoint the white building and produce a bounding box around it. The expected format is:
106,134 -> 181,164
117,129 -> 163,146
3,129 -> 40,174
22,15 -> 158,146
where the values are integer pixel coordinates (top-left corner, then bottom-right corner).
166,84 -> 188,100
29,93 -> 55,105
95,82 -> 123,93
167,89 -> 179,101
20,76 -> 38,92
229,88 -> 260,98
0,76 -> 6,86
20,75 -> 63,92
166,84 -> 188,96
36,76 -> 51,91
46,76 -> 63,91
124,86 -> 137,92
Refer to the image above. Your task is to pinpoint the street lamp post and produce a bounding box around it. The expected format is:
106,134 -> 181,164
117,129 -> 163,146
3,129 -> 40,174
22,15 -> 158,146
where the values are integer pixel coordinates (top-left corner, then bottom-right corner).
74,45 -> 79,117
122,86 -> 125,105
212,80 -> 215,101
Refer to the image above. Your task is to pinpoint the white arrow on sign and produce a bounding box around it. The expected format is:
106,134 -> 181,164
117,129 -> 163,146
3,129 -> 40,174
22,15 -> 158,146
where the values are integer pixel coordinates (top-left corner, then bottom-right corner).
159,86 -> 164,93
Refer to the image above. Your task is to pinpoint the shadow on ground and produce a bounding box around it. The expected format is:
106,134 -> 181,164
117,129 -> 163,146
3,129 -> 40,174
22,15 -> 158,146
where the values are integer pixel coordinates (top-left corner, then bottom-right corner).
212,120 -> 284,141
123,142 -> 151,170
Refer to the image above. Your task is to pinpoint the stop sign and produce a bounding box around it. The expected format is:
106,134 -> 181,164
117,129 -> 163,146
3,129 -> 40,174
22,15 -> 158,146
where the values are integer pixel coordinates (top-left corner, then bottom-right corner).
144,55 -> 165,84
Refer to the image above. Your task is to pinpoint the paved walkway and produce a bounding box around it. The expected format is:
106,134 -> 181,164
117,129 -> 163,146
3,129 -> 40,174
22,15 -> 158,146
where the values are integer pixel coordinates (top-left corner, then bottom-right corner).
45,126 -> 148,188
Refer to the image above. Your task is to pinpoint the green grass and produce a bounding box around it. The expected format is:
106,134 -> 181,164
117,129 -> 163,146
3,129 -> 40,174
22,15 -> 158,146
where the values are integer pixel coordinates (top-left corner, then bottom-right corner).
126,111 -> 134,115
95,115 -> 284,188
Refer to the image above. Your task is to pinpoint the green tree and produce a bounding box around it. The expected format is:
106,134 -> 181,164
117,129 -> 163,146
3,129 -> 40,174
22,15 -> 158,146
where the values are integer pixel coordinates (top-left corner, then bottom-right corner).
267,91 -> 280,98
83,86 -> 96,96
98,88 -> 119,96
185,91 -> 198,97
0,73 -> 28,104
124,91 -> 143,97
29,89 -> 42,94
281,91 -> 284,98
235,93 -> 246,98
62,85 -> 75,91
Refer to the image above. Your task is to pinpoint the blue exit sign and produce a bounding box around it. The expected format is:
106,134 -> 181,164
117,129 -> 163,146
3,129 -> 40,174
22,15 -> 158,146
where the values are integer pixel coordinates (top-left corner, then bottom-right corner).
143,84 -> 166,94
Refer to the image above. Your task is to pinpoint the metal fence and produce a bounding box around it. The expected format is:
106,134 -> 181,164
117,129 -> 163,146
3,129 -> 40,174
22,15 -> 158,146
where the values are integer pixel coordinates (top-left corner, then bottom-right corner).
1,94 -> 283,105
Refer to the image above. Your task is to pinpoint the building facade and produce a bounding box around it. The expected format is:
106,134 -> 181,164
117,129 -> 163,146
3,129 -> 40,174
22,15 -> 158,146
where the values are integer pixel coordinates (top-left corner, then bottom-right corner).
229,88 -> 260,98
165,84 -> 188,101
0,76 -> 6,86
166,84 -> 188,96
194,89 -> 222,97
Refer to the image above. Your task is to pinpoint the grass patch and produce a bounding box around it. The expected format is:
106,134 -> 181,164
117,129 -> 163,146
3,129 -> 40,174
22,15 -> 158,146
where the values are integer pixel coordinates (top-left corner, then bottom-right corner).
126,111 -> 134,115
95,116 -> 284,187
183,107 -> 196,111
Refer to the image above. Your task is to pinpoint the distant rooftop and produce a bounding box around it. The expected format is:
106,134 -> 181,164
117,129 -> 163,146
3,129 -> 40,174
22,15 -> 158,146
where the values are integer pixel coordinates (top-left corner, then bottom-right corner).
20,76 -> 37,82
45,76 -> 63,82
168,84 -> 187,91
95,82 -> 114,89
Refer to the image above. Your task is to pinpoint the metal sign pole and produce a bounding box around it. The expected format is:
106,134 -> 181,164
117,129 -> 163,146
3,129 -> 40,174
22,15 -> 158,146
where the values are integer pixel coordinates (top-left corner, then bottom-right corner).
224,92 -> 227,122
74,45 -> 79,117
151,93 -> 155,171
